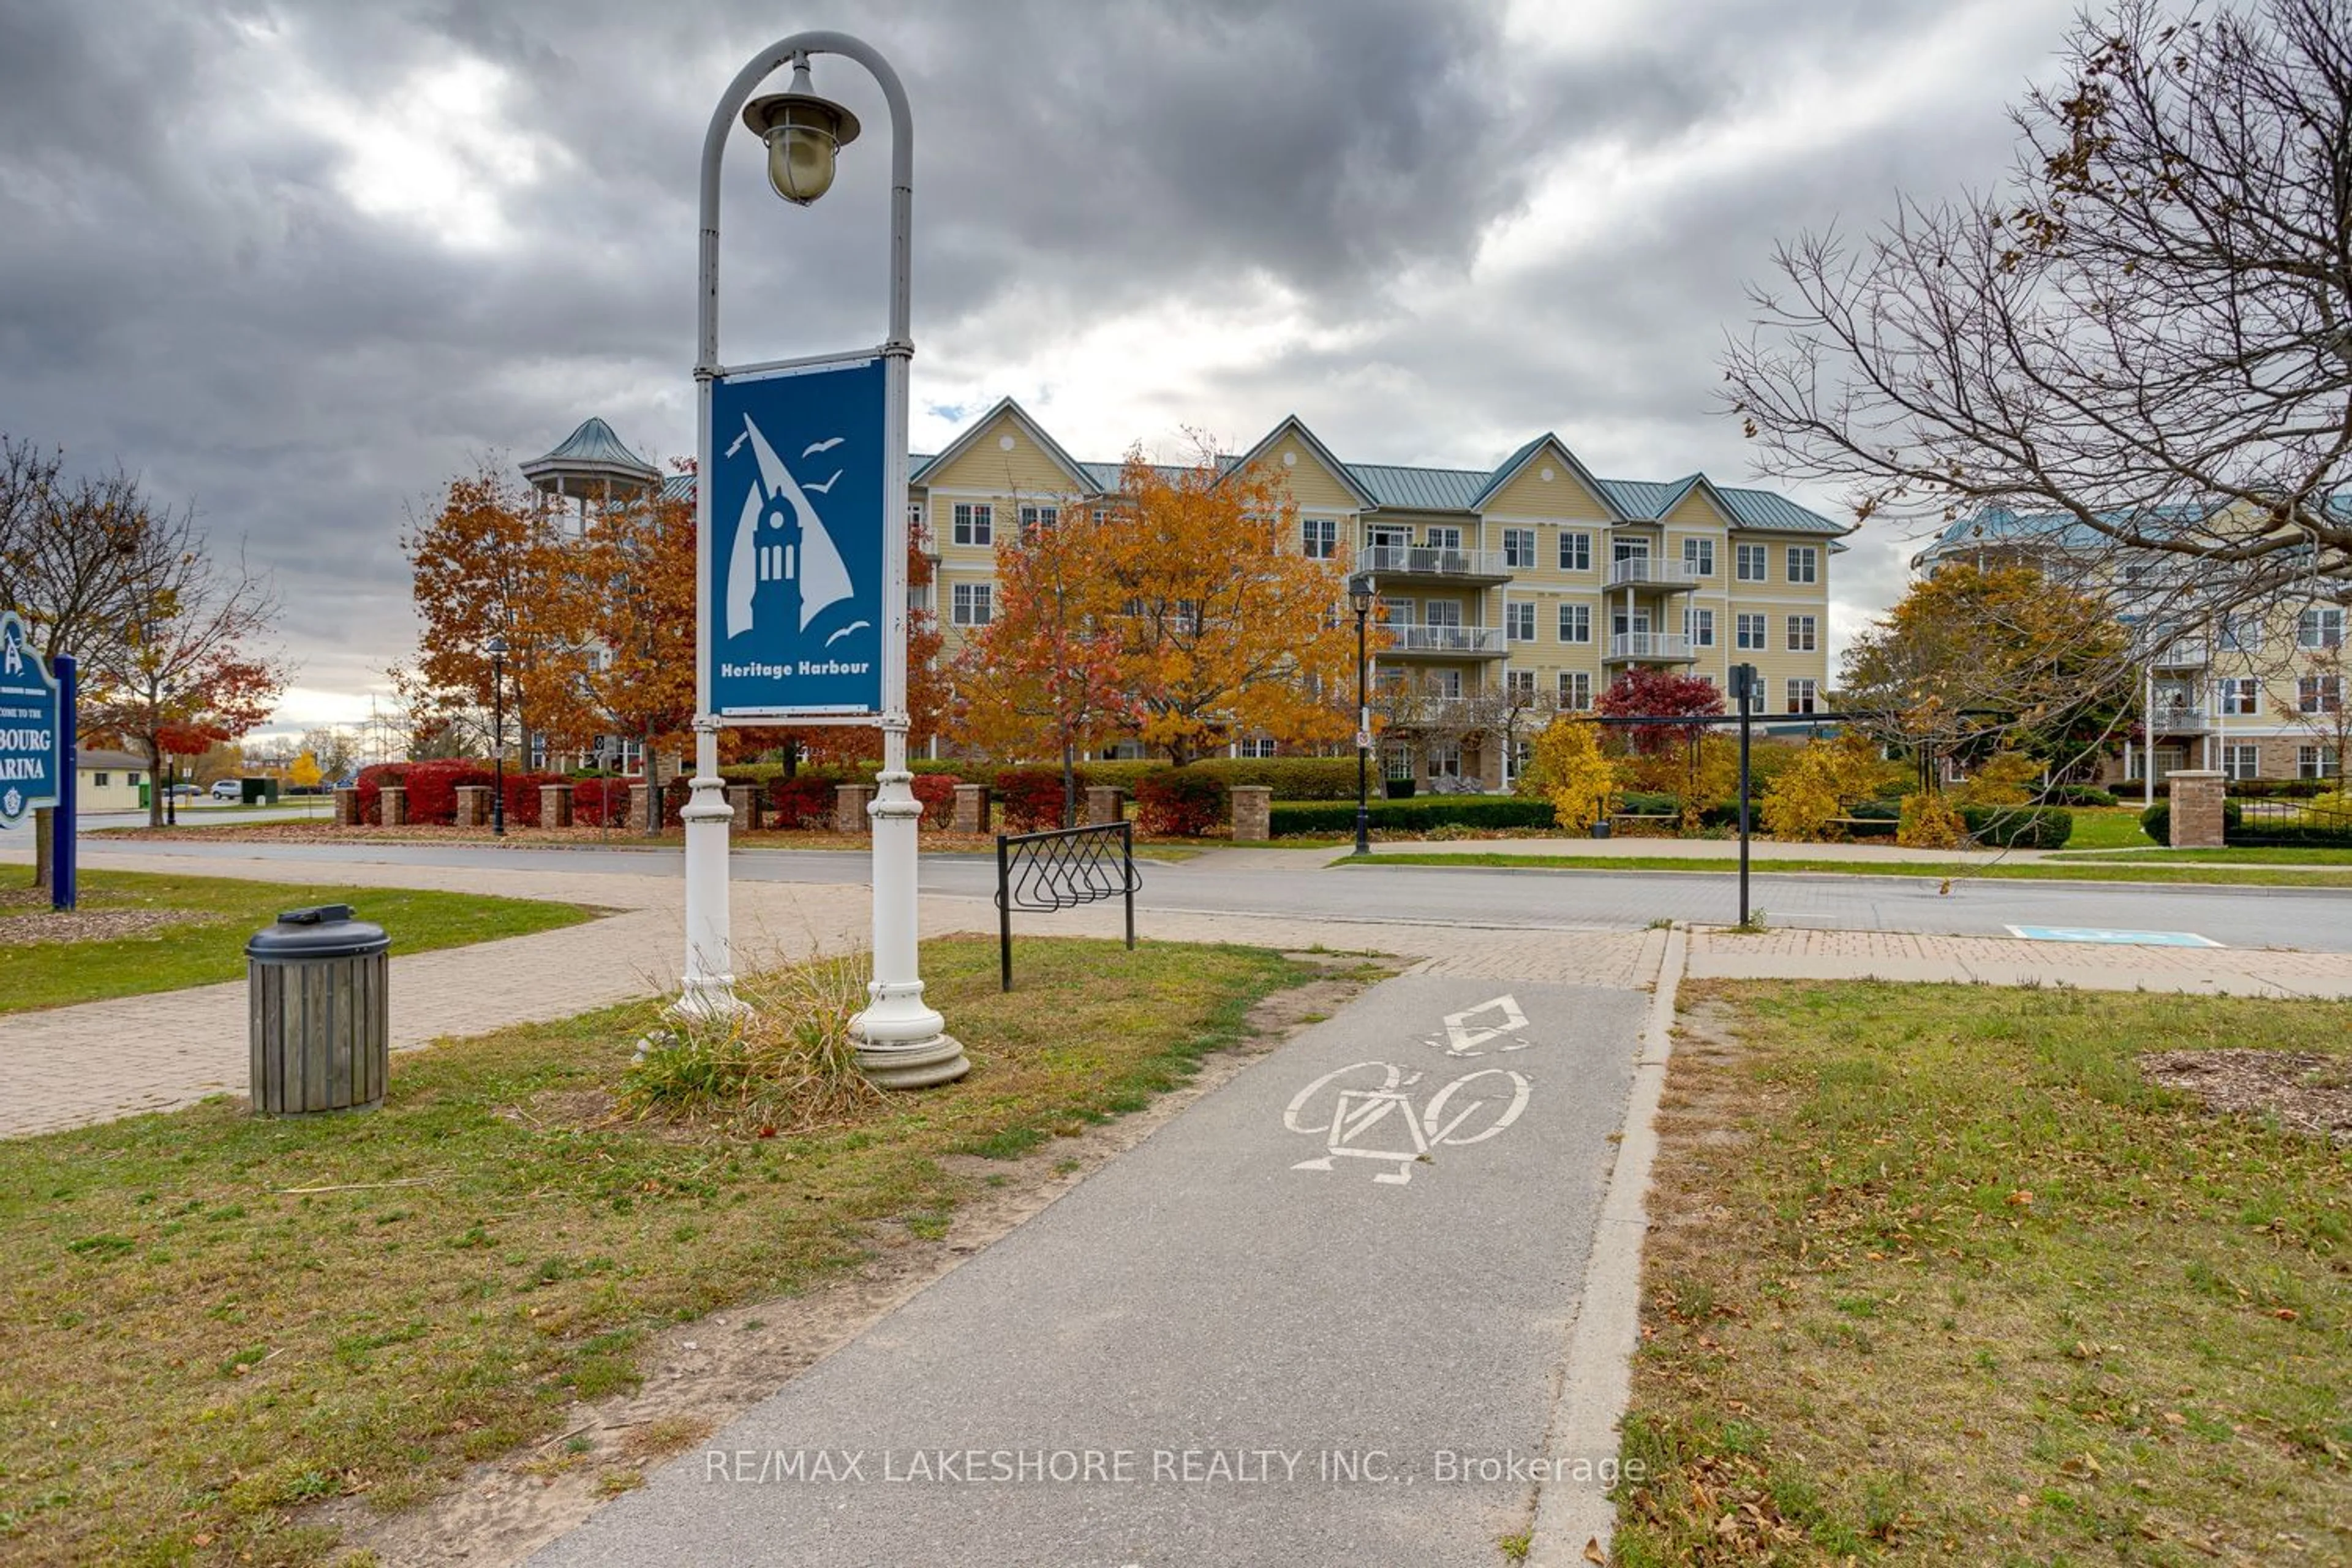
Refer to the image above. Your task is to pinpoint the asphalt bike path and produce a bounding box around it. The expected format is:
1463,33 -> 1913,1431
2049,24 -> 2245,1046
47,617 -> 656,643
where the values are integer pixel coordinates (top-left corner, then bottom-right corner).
530,974 -> 1647,1567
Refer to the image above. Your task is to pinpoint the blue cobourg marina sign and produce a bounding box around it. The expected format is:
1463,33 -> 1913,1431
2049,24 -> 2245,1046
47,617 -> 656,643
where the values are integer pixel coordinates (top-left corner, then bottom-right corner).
0,611 -> 61,825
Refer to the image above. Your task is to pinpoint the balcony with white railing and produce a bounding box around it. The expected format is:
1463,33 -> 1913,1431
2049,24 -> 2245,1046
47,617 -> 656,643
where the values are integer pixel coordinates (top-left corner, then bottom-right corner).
2150,639 -> 2211,668
1605,556 -> 1702,591
1604,631 -> 1696,663
1360,544 -> 1512,582
2146,706 -> 2210,733
1379,624 -> 1509,658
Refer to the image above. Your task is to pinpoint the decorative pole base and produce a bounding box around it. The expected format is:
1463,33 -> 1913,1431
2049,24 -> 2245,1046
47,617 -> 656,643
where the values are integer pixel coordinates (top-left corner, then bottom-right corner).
853,1033 -> 971,1089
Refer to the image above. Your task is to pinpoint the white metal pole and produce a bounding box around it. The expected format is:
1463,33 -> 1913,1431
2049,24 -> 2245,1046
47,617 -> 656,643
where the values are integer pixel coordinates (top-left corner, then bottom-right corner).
677,29 -> 962,1077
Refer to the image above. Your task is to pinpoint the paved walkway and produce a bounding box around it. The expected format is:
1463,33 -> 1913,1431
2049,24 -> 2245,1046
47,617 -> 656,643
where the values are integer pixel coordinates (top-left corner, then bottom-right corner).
0,850 -> 1660,1138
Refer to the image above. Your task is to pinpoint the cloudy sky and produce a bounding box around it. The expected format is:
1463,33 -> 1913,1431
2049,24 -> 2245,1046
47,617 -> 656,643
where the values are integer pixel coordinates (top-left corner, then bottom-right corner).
0,0 -> 2077,740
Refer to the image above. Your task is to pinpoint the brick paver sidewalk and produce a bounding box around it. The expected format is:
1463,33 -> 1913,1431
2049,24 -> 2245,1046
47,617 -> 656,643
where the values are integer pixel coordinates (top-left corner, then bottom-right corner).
0,851 -> 1663,1138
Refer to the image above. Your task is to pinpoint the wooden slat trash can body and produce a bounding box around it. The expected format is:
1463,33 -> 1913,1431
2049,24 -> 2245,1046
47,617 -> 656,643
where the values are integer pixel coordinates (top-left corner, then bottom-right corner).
247,904 -> 391,1115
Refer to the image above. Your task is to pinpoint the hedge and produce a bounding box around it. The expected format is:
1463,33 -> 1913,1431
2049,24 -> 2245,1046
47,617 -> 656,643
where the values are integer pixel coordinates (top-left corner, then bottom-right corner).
1270,796 -> 1555,836
1959,804 -> 2074,849
995,769 -> 1072,832
1137,769 -> 1227,836
2045,784 -> 2118,808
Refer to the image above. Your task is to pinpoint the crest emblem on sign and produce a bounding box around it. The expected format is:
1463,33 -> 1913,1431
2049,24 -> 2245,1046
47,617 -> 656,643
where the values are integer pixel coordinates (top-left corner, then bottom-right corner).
723,414 -> 863,646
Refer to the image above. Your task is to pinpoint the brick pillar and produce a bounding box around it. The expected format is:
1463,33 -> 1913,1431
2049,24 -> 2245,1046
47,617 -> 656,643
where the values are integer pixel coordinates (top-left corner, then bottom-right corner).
835,783 -> 875,834
333,787 -> 360,826
453,785 -> 489,828
378,786 -> 405,827
2168,769 -> 2226,850
539,782 -> 572,828
1084,785 -> 1126,827
725,782 -> 762,829
1230,784 -> 1272,842
628,783 -> 652,831
952,783 -> 991,835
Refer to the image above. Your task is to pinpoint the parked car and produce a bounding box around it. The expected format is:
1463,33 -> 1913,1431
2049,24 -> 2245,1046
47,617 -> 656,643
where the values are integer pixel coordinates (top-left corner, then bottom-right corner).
166,782 -> 202,799
209,780 -> 243,802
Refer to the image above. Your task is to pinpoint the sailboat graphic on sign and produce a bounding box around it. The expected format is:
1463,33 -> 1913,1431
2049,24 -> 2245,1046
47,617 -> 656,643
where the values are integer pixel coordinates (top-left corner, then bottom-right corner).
724,413 -> 859,641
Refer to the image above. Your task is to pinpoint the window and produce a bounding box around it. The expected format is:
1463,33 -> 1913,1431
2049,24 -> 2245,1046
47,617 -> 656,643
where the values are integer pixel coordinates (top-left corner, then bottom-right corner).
1430,741 -> 1464,778
1506,601 -> 1536,641
1425,526 -> 1462,549
92,772 -> 108,786
1018,503 -> 1058,533
1611,536 -> 1650,564
1422,600 -> 1462,628
908,500 -> 926,544
1785,614 -> 1817,652
1382,743 -> 1415,782
2223,743 -> 2261,781
1682,537 -> 1715,576
2301,745 -> 2342,779
951,582 -> 993,625
1506,669 -> 1536,701
2299,674 -> 2344,714
951,502 -> 992,546
127,772 -> 141,785
1379,596 -> 1415,626
1558,670 -> 1593,709
1683,607 -> 1716,647
1558,531 -> 1591,571
2218,613 -> 2262,653
1428,669 -> 1463,699
1786,546 -> 1819,584
1237,736 -> 1278,758
2299,606 -> 2345,649
1736,543 -> 1768,582
1302,517 -> 1337,559
1558,603 -> 1592,643
1502,527 -> 1536,568
1785,678 -> 1819,715
2217,677 -> 2260,716
1736,612 -> 1766,651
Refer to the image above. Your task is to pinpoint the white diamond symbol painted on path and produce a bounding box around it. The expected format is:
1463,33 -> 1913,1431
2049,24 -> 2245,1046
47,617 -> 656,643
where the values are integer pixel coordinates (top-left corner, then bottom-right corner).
1438,994 -> 1531,1058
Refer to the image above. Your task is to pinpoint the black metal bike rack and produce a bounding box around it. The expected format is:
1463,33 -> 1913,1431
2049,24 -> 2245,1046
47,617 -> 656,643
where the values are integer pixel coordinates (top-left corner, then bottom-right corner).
994,821 -> 1140,990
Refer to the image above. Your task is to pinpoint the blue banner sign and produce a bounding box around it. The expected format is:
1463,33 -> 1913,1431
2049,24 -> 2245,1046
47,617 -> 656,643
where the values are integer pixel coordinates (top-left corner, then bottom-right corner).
708,354 -> 887,720
0,611 -> 61,824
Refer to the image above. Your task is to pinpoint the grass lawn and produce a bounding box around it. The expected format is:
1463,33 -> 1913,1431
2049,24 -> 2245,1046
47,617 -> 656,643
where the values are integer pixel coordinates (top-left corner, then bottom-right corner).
0,871 -> 595,1015
1344,852 -> 2352,889
2059,806 -> 2158,850
0,935 -> 1336,1567
2054,846 -> 2352,866
1616,982 -> 2351,1565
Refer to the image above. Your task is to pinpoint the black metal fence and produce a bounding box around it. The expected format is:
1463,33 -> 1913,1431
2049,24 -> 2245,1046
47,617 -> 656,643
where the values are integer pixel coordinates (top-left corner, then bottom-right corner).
2231,793 -> 2352,846
994,821 -> 1140,990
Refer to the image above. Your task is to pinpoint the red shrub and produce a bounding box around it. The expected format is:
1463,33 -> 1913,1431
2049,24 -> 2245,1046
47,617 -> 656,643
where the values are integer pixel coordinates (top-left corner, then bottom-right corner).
571,777 -> 628,827
768,775 -> 837,829
353,762 -> 407,826
994,768 -> 1069,832
1136,767 -> 1226,837
911,772 -> 957,829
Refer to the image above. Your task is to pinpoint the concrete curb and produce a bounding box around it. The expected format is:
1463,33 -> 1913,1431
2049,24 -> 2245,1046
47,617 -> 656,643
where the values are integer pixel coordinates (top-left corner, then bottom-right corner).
1526,923 -> 1686,1565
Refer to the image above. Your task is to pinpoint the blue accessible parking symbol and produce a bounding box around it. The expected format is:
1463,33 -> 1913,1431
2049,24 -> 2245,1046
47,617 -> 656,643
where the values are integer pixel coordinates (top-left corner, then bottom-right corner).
2007,925 -> 2221,948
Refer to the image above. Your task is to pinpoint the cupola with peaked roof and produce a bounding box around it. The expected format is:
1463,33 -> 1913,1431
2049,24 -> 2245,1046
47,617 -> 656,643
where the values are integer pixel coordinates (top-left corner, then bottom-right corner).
522,417 -> 663,502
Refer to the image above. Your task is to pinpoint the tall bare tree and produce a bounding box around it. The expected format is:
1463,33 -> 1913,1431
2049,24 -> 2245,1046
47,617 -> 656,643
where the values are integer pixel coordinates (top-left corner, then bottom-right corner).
1725,0 -> 2352,616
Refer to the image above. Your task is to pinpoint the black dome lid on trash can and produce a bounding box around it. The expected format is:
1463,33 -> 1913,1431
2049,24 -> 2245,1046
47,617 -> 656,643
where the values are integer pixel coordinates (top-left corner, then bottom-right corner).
245,904 -> 391,960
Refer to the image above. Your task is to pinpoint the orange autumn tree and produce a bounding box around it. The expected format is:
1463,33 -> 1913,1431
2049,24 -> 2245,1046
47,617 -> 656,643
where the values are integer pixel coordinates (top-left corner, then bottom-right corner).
543,467 -> 699,832
1094,447 -> 1356,765
392,461 -> 578,752
949,500 -> 1139,823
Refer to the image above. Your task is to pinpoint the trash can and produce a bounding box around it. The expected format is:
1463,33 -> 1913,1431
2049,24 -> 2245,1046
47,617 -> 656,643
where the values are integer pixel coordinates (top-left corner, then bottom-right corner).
247,904 -> 390,1114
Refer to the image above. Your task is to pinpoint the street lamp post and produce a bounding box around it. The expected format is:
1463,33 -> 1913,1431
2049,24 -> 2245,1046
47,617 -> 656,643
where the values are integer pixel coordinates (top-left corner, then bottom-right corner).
485,635 -> 508,837
680,32 -> 967,1087
159,680 -> 178,827
1348,571 -> 1375,857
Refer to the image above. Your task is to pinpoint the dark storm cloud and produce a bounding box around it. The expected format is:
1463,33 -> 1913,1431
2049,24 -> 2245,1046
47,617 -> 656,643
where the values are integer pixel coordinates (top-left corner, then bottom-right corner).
0,0 -> 2070,722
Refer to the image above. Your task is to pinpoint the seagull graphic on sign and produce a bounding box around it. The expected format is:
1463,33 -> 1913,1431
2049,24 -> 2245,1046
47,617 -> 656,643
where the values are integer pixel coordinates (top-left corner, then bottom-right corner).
724,413 -> 859,643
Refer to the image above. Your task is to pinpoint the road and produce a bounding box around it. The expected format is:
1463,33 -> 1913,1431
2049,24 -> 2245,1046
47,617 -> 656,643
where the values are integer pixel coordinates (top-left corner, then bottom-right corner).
47,835 -> 2352,952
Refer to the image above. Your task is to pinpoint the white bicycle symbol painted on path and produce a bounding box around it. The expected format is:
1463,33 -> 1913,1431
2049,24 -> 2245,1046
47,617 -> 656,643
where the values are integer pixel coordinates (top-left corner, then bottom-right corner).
1284,1061 -> 1531,1186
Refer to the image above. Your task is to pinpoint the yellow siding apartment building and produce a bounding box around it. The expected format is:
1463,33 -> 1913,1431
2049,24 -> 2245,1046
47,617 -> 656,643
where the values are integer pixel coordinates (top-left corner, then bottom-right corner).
912,400 -> 1847,786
